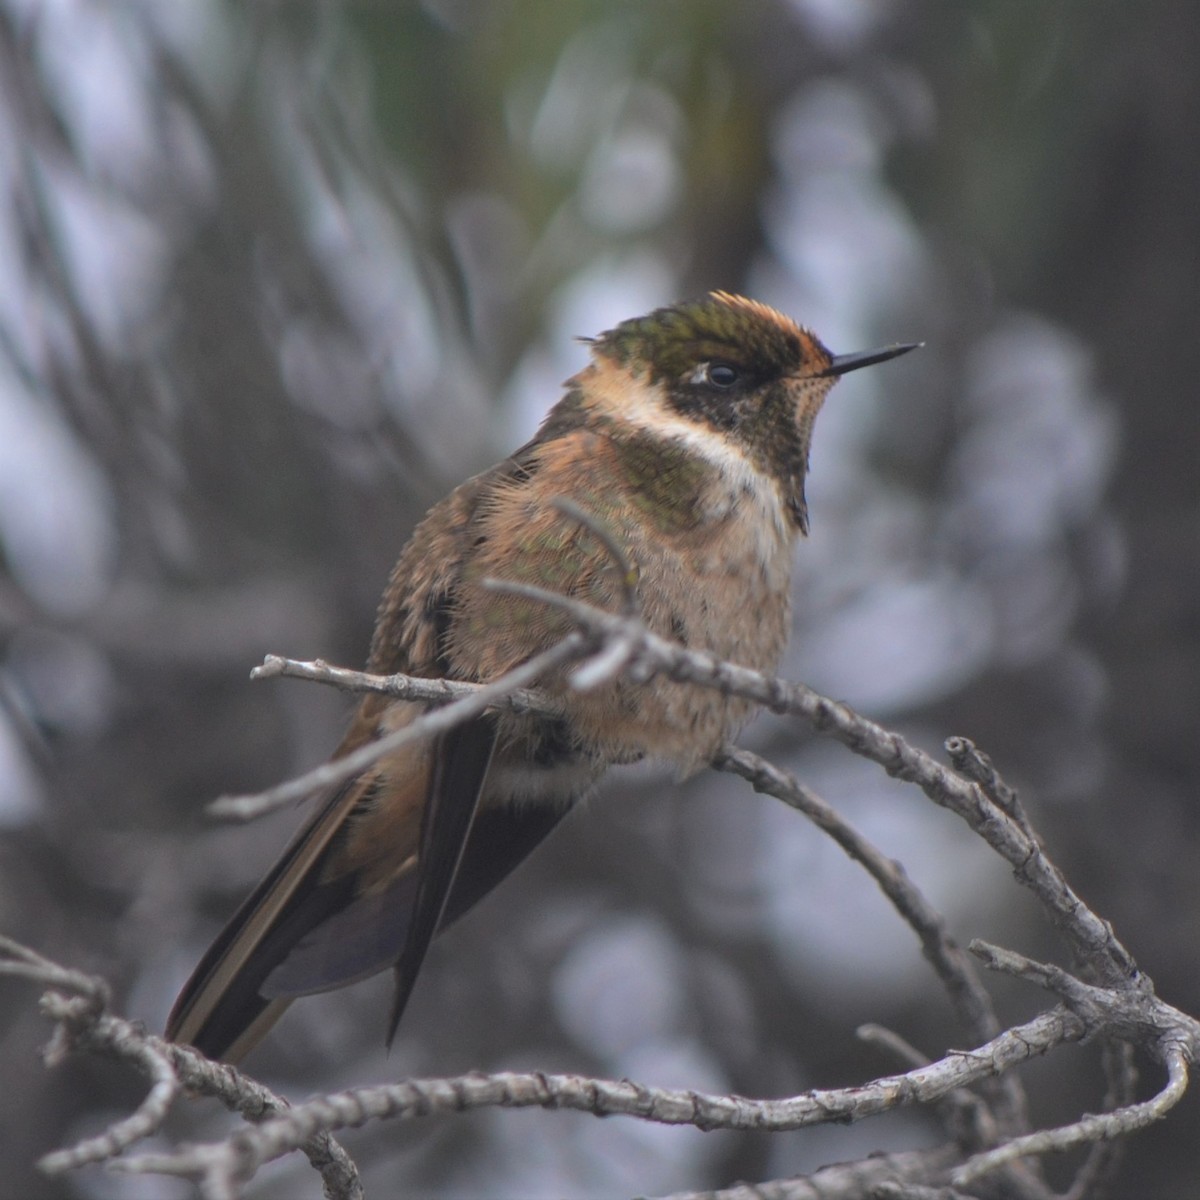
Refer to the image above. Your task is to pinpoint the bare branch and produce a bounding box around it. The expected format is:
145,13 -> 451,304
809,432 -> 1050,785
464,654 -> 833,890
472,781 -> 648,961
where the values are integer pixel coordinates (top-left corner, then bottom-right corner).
12,618 -> 1198,1196
853,1024 -> 1053,1198
20,902 -> 1185,1200
453,588 -> 1142,989
970,940 -> 1200,1052
953,1045 -> 1189,1186
250,653 -> 551,712
204,628 -> 1197,1194
211,632 -> 587,820
655,1144 -> 963,1199
36,992 -> 180,1174
945,736 -> 1039,848
119,1009 -> 1082,1184
0,937 -> 361,1200
714,745 -> 1034,1143
715,748 -> 1001,1041
0,939 -> 177,1174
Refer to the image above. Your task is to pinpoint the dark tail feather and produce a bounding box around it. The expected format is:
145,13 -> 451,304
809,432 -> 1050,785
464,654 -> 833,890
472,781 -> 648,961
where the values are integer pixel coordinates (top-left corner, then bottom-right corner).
386,720 -> 497,1045
166,778 -> 370,1062
168,717 -> 576,1062
169,873 -> 356,1061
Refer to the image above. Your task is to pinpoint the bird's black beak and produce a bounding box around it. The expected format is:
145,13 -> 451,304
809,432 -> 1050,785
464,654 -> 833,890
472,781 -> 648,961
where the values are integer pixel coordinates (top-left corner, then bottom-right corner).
819,342 -> 922,377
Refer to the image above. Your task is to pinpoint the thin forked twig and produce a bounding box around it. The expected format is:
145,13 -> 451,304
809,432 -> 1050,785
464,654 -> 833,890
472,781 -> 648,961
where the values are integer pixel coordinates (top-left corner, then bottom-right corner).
715,745 -> 1033,1142
0,934 -> 363,1199
37,992 -> 181,1174
211,632 -> 587,821
953,1045 -> 1190,1186
473,582 -> 1142,988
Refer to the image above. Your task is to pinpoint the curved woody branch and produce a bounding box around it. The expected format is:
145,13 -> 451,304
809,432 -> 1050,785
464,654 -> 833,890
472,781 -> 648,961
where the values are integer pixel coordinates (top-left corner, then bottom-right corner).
5,606 -> 1197,1198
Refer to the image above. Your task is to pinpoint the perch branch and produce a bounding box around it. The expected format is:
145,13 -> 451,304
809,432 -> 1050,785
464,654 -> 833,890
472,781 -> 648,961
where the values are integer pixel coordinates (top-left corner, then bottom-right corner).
13,610 -> 1196,1196
117,1007 -> 1082,1184
472,585 -> 1142,990
714,745 -> 1033,1143
212,632 -> 587,820
0,937 -> 361,1199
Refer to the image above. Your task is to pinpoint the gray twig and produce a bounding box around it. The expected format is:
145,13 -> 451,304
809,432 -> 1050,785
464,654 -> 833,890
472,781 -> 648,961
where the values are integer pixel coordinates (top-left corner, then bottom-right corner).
953,1044 -> 1189,1186
118,1009 -> 1082,1184
212,632 -> 586,820
0,936 -> 361,1199
715,745 -> 1034,1143
463,586 -> 1142,990
945,735 -> 1039,847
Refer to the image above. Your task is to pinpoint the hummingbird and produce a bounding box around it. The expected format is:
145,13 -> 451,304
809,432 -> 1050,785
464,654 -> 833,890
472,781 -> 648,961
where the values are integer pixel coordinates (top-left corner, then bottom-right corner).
166,292 -> 917,1063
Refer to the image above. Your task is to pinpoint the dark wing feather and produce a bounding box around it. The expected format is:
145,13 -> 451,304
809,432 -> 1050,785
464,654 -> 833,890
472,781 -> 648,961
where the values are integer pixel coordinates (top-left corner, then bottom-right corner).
166,716 -> 505,1063
440,801 -> 572,928
385,716 -> 497,1043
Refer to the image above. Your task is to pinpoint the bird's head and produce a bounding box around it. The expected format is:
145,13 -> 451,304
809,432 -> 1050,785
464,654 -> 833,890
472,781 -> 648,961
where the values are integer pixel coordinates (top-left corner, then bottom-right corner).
583,292 -> 917,531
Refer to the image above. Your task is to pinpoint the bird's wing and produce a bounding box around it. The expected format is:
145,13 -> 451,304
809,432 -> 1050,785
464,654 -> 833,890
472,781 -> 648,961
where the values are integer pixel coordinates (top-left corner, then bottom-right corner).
165,711 -> 498,1062
164,764 -> 385,1062
167,435 -> 610,1063
167,710 -> 578,1063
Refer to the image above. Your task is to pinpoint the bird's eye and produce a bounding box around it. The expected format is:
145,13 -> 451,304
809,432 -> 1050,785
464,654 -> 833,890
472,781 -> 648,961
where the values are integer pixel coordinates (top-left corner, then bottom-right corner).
705,362 -> 740,388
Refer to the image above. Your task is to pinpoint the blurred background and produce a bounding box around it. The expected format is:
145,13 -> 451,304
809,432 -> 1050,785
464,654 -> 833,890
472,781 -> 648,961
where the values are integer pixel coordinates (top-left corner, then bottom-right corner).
1,1 -> 1197,1196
